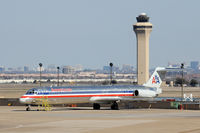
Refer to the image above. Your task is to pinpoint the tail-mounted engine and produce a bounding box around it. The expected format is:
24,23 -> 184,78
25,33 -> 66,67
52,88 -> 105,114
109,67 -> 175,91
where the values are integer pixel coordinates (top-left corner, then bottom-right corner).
134,90 -> 156,97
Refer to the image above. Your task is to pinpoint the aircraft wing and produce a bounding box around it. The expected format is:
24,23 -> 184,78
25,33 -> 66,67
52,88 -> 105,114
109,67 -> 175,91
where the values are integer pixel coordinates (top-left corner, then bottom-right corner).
89,96 -> 156,103
89,97 -> 122,103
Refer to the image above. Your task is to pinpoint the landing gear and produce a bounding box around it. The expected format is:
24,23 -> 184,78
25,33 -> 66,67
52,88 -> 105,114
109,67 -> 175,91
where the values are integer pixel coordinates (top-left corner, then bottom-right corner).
26,105 -> 31,111
93,103 -> 100,110
111,102 -> 119,110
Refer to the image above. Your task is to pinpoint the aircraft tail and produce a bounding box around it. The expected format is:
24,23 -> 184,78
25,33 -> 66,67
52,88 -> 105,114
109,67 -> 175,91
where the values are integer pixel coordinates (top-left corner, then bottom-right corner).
143,67 -> 165,89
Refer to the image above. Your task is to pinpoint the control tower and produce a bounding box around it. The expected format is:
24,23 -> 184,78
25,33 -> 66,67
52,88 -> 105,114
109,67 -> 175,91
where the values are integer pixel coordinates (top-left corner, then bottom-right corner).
133,13 -> 152,85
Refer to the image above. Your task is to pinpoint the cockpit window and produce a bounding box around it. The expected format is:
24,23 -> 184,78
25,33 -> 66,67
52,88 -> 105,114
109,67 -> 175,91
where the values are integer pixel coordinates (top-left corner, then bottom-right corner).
149,88 -> 156,91
26,89 -> 37,94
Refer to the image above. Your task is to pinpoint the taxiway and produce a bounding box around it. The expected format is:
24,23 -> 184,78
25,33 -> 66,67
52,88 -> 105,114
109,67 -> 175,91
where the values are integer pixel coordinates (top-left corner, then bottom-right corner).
0,106 -> 200,133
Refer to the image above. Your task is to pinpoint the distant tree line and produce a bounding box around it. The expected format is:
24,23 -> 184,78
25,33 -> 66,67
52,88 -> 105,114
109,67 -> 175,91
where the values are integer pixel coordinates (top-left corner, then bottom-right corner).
173,78 -> 199,87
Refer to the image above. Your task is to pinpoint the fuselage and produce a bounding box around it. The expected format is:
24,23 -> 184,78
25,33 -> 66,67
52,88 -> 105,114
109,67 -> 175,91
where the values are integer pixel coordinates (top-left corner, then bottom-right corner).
19,85 -> 158,105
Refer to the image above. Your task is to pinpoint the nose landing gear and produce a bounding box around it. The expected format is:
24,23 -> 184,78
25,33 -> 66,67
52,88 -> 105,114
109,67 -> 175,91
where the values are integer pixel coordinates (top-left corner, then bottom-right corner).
26,105 -> 31,111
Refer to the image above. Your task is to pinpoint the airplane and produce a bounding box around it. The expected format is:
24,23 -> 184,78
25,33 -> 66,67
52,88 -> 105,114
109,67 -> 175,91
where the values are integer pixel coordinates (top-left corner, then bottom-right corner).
19,67 -> 165,111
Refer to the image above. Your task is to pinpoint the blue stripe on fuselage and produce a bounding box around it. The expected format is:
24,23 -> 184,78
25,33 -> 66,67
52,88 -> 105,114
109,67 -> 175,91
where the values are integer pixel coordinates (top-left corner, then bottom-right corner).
30,90 -> 134,95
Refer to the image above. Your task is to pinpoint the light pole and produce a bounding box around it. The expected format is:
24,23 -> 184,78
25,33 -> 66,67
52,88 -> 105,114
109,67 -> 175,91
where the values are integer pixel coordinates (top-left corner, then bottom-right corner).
39,63 -> 42,87
181,63 -> 184,101
57,66 -> 60,86
109,63 -> 113,85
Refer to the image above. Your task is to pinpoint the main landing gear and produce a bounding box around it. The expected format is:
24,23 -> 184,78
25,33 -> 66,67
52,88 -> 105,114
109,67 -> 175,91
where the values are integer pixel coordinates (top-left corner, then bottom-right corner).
93,102 -> 119,110
111,101 -> 119,110
93,103 -> 101,110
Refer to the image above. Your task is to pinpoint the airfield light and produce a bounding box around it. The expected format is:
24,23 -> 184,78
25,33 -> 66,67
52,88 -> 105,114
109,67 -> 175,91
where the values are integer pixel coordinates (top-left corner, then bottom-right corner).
57,66 -> 60,86
109,63 -> 113,85
181,63 -> 184,102
39,63 -> 42,87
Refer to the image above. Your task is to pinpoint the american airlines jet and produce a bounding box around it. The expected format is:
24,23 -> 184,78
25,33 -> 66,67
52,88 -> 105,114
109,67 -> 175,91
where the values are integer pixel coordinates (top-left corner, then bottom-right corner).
19,67 -> 165,111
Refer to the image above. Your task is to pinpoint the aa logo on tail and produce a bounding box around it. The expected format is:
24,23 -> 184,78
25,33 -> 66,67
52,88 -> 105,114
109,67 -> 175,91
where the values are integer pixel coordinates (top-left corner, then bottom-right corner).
152,75 -> 160,84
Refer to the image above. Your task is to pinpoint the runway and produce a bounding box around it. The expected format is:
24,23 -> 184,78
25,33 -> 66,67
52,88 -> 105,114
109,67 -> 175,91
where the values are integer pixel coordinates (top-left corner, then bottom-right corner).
0,106 -> 200,133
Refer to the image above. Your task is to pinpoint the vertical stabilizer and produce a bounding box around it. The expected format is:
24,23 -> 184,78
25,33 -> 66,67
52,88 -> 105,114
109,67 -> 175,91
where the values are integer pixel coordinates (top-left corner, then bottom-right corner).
143,67 -> 165,88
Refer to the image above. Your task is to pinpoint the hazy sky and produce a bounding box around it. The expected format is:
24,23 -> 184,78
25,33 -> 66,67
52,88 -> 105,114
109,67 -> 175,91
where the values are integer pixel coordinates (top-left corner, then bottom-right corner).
0,0 -> 200,69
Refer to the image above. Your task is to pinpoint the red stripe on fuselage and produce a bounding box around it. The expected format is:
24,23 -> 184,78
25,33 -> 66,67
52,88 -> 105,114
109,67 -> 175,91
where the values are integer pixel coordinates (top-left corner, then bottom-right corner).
20,94 -> 134,99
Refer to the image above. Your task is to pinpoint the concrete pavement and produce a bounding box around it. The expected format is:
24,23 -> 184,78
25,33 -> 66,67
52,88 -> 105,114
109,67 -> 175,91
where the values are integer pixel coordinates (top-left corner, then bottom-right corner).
0,106 -> 200,133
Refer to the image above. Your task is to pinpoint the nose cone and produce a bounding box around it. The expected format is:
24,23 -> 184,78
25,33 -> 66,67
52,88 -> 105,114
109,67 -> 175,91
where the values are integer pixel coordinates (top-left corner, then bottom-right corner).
19,97 -> 26,104
19,96 -> 32,104
19,96 -> 27,104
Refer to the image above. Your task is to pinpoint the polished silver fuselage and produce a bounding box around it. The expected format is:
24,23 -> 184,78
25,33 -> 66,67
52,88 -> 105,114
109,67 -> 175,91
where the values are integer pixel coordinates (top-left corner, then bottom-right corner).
19,85 -> 158,105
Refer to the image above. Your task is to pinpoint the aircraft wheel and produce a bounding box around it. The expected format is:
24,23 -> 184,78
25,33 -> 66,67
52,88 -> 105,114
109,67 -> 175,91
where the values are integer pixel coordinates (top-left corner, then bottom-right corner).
26,105 -> 31,111
111,102 -> 119,110
26,107 -> 31,111
93,103 -> 100,110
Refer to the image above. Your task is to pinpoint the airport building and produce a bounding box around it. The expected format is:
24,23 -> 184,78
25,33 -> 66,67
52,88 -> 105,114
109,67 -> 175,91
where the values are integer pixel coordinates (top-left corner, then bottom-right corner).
24,66 -> 29,72
62,66 -> 75,74
133,13 -> 152,85
190,61 -> 199,71
0,66 -> 5,73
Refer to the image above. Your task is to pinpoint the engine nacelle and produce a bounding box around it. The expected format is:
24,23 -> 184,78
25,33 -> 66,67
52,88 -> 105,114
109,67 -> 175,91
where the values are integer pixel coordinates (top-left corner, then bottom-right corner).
134,90 -> 157,97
